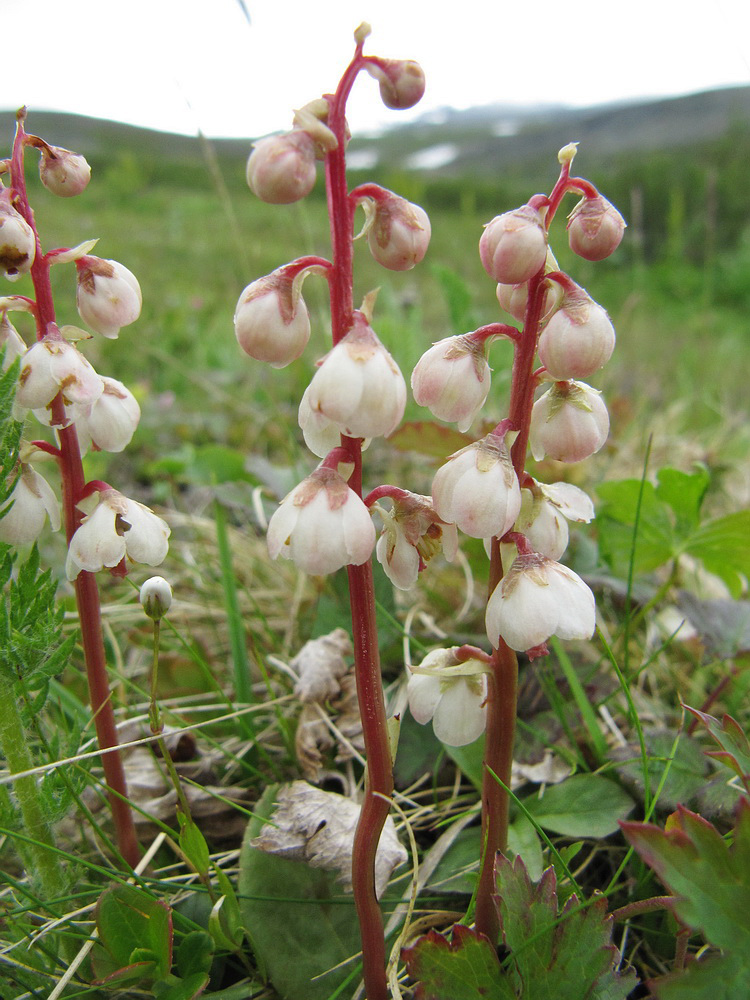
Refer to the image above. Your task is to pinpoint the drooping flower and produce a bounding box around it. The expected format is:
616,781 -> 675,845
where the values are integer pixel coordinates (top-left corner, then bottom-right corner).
303,312 -> 406,440
0,312 -> 27,369
407,647 -> 490,746
537,283 -> 615,380
485,552 -> 595,651
529,380 -> 609,463
74,376 -> 140,453
365,58 -> 426,110
234,267 -> 312,368
246,131 -> 317,204
479,205 -> 548,284
16,338 -> 103,423
65,488 -> 170,580
0,192 -> 35,280
75,256 -> 142,338
38,145 -> 91,198
411,334 -> 491,432
0,465 -> 60,545
432,430 -> 521,539
267,466 -> 375,576
364,190 -> 431,271
567,194 -> 626,261
514,480 -> 595,560
374,491 -> 457,590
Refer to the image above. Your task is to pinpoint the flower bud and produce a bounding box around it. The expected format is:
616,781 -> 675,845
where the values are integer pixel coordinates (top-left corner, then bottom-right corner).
365,59 -> 426,110
496,279 -> 555,323
140,576 -> 173,620
530,380 -> 609,463
246,131 -> 317,204
537,284 -> 615,380
234,270 -> 310,368
17,338 -> 103,415
0,194 -> 35,281
304,312 -> 406,440
479,205 -> 547,284
432,431 -> 521,539
411,334 -> 490,432
366,192 -> 430,271
267,467 -> 375,575
38,145 -> 91,197
76,257 -> 142,338
567,195 -> 626,261
486,552 -> 595,651
74,376 -> 140,453
0,465 -> 60,545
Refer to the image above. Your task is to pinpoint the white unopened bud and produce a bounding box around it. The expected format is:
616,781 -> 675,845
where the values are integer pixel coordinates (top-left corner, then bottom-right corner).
0,194 -> 35,281
411,334 -> 490,432
567,195 -> 626,261
538,284 -> 615,380
366,192 -> 430,271
39,145 -> 91,197
76,257 -> 142,338
234,270 -> 310,368
140,576 -> 173,620
530,381 -> 609,463
246,131 -> 317,204
479,206 -> 547,284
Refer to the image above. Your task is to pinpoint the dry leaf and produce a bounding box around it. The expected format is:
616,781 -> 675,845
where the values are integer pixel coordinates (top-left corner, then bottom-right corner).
292,628 -> 353,703
252,781 -> 407,898
295,703 -> 334,780
511,749 -> 572,788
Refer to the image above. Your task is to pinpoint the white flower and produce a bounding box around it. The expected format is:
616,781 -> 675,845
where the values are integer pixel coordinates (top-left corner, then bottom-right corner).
407,648 -> 489,746
74,376 -> 140,453
411,334 -> 490,432
65,489 -> 170,580
0,194 -> 35,280
515,480 -> 595,560
76,257 -> 142,338
432,431 -> 521,539
537,285 -> 615,380
1,312 -> 27,370
529,380 -> 609,463
374,492 -> 458,590
234,271 -> 311,368
485,552 -> 596,651
479,205 -> 547,284
297,385 -> 345,458
303,313 -> 406,440
17,338 -> 103,425
267,467 -> 375,576
0,465 -> 60,545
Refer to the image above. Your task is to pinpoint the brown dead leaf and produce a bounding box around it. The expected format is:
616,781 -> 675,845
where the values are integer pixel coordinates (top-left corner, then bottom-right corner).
292,628 -> 353,703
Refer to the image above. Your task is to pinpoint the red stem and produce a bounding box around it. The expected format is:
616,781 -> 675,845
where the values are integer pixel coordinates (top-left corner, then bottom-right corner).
324,42 -> 392,1000
10,113 -> 140,869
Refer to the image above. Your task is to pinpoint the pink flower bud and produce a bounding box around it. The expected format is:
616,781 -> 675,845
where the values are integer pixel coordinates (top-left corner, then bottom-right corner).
530,380 -> 609,463
76,257 -> 142,338
0,194 -> 35,280
246,131 -> 317,204
366,192 -> 430,271
65,488 -> 170,580
38,145 -> 91,197
74,376 -> 141,453
411,334 -> 490,432
304,313 -> 406,440
496,280 -> 554,323
538,284 -> 615,380
17,339 -> 103,415
432,431 -> 521,539
234,270 -> 311,368
267,467 -> 375,575
366,59 -> 426,110
567,195 -> 626,261
479,205 -> 547,284
0,465 -> 60,545
486,552 -> 595,651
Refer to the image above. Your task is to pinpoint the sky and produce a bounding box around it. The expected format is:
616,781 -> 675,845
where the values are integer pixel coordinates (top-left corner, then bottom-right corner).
5,0 -> 750,140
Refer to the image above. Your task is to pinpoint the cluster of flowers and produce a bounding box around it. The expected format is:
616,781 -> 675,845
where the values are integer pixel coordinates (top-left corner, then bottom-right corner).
406,144 -> 625,743
0,130 -> 169,579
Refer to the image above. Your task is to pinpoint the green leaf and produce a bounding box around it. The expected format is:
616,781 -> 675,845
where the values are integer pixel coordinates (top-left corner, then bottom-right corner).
179,814 -> 211,875
622,799 -> 750,953
175,931 -> 214,979
402,924 -> 514,1000
153,972 -> 211,1000
93,884 -> 173,984
388,420 -> 472,459
495,855 -> 637,1000
686,706 -> 750,792
238,786 -> 362,1000
652,951 -> 750,999
609,728 -> 712,812
683,510 -> 750,597
521,774 -> 634,838
445,734 -> 485,792
655,465 -> 710,533
596,479 -> 675,576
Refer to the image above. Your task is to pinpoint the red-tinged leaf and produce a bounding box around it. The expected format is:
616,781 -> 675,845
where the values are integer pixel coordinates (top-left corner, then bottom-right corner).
685,706 -> 750,793
494,855 -> 636,1000
622,800 -> 750,953
92,884 -> 173,984
388,420 -> 472,459
402,925 -> 514,1000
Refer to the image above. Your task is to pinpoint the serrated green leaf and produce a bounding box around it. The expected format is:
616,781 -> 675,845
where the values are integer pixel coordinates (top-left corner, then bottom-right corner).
402,924 -> 514,1000
521,774 -> 634,838
683,510 -> 750,598
622,800 -> 750,953
655,465 -> 710,533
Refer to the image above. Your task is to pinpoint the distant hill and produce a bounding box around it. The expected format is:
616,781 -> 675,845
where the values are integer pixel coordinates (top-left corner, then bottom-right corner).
2,84 -> 749,182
